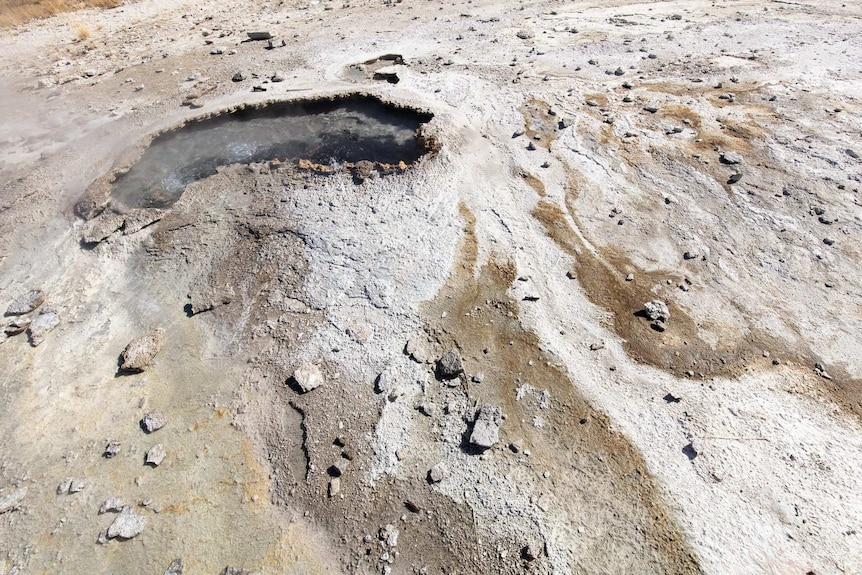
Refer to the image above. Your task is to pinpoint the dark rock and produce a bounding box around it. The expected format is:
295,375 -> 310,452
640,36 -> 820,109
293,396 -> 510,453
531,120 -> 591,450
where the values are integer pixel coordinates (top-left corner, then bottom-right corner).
436,348 -> 464,380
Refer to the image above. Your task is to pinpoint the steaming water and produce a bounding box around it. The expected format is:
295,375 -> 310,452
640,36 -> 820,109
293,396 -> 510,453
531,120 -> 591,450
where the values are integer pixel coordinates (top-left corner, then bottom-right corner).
111,96 -> 433,209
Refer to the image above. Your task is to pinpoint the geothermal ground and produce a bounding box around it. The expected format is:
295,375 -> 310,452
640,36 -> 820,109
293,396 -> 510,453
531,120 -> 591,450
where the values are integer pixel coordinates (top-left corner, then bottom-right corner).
1,0 -> 861,574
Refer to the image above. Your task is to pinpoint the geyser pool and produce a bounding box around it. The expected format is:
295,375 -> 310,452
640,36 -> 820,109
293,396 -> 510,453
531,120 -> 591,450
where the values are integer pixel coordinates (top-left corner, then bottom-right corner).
110,95 -> 434,209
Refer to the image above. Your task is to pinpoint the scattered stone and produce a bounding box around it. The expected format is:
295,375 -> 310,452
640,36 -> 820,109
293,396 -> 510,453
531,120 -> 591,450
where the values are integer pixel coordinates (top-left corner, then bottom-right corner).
57,477 -> 87,495
643,105 -> 659,113
719,151 -> 743,165
585,99 -> 598,107
436,348 -> 464,380
104,441 -> 121,458
823,238 -> 835,246
290,361 -> 324,393
231,71 -> 247,82
728,172 -> 743,184
0,487 -> 26,513
814,362 -> 832,380
471,372 -> 484,383
328,457 -> 350,477
141,411 -> 168,433
120,330 -> 164,372
164,558 -> 184,575
222,567 -> 261,575
521,541 -> 543,561
271,71 -> 285,82
516,29 -> 534,39
5,317 -> 31,335
99,497 -> 126,514
107,507 -> 146,540
625,273 -> 634,281
846,148 -> 859,159
469,405 -> 502,449
405,338 -> 430,363
589,341 -> 605,351
428,462 -> 448,483
613,67 -> 624,76
328,477 -> 340,498
683,251 -> 698,260
27,312 -> 59,346
246,31 -> 272,40
145,444 -> 166,466
379,524 -> 399,547
417,401 -> 437,417
643,300 -> 670,322
5,289 -> 46,316
210,47 -> 225,55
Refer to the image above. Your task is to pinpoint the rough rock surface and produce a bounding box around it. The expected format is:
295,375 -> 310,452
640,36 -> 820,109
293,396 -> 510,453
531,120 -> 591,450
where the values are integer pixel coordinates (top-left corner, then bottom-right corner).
140,411 -> 168,433
27,312 -> 59,346
290,362 -> 323,393
435,348 -> 464,380
5,289 -> 45,316
106,507 -> 146,540
120,330 -> 164,372
469,405 -> 502,448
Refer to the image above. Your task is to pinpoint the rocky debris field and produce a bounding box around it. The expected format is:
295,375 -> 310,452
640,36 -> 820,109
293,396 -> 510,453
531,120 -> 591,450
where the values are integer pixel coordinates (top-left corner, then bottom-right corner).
1,0 -> 861,574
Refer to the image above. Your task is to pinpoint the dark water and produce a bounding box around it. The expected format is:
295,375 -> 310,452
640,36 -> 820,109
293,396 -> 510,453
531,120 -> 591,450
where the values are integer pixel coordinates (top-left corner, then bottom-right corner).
110,95 -> 433,209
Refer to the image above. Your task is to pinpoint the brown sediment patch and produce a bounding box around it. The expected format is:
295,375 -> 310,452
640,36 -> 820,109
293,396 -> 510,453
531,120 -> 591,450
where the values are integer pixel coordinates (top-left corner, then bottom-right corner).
530,182 -> 862,418
659,104 -> 703,129
416,203 -> 702,573
518,168 -> 546,197
520,97 -> 560,149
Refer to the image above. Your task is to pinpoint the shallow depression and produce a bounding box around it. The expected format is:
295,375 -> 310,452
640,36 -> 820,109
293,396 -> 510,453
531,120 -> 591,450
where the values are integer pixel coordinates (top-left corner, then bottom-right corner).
110,95 -> 433,209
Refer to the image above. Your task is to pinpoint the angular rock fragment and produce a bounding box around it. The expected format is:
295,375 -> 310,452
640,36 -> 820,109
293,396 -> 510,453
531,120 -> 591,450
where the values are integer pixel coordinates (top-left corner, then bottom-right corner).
428,462 -> 448,483
104,441 -> 121,458
57,477 -> 87,494
719,151 -> 743,165
120,330 -> 164,372
28,312 -> 59,346
469,405 -> 502,448
435,348 -> 464,380
189,285 -> 234,315
290,362 -> 324,393
141,411 -> 168,433
145,444 -> 166,466
99,497 -> 127,514
328,477 -> 341,498
5,317 -> 31,335
246,31 -> 272,40
5,289 -> 46,316
0,487 -> 26,513
107,507 -> 146,539
643,300 -> 670,322
164,559 -> 184,575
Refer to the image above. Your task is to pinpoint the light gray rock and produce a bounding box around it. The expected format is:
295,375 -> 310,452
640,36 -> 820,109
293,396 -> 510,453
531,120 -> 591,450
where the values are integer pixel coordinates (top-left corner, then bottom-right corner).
436,348 -> 463,380
379,524 -> 399,547
6,289 -> 46,316
120,330 -> 164,372
164,559 -> 184,575
99,497 -> 126,514
643,300 -> 670,322
189,285 -> 234,315
246,31 -> 272,40
328,477 -> 341,498
405,338 -> 430,363
104,441 -> 121,458
146,444 -> 166,466
469,405 -> 502,448
107,507 -> 146,539
28,312 -> 59,346
141,411 -> 168,433
428,462 -> 448,483
291,362 -> 323,393
57,477 -> 87,494
516,29 -> 534,39
719,151 -> 743,165
221,568 -> 261,575
231,70 -> 247,82
0,487 -> 26,513
271,71 -> 285,82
